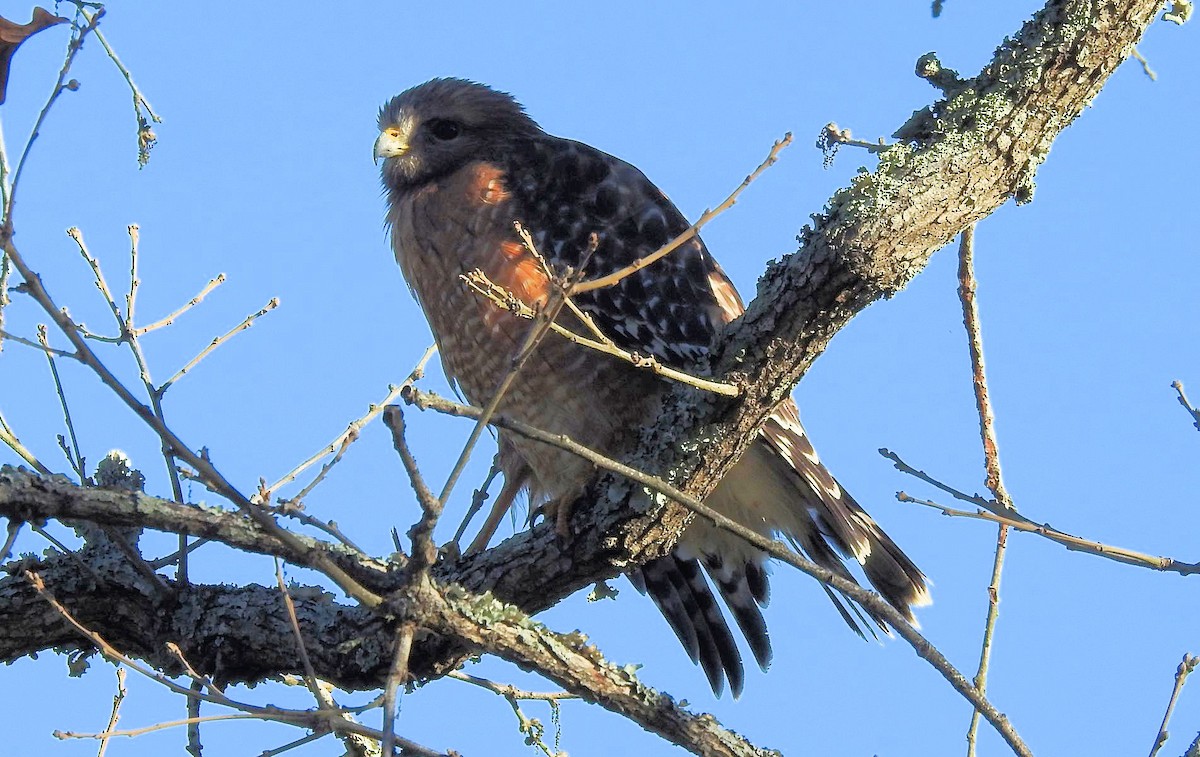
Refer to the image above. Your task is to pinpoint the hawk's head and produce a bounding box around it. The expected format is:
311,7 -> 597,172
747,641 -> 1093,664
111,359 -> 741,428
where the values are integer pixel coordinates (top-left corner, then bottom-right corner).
375,78 -> 540,191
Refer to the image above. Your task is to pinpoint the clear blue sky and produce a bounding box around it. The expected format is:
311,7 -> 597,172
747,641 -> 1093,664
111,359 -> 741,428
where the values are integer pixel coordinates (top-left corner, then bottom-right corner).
3,3 -> 1198,755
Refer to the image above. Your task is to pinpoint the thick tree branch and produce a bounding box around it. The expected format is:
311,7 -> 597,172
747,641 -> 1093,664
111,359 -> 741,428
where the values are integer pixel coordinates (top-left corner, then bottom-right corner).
1,537 -> 767,757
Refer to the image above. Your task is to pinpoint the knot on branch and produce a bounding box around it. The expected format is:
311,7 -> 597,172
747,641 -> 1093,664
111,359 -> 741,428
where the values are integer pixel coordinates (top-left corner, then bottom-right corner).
915,52 -> 967,95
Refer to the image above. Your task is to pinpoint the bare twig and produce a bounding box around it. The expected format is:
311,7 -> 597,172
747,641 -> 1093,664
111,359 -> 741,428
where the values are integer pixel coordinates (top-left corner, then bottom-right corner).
448,669 -> 575,754
133,274 -> 226,336
0,410 -> 54,475
72,225 -> 196,584
96,666 -> 127,757
29,569 -> 435,754
30,524 -> 104,584
406,387 -> 1031,756
451,453 -> 502,549
0,328 -> 79,357
274,558 -> 324,702
160,297 -> 279,391
257,731 -> 327,757
78,8 -> 161,166
37,325 -> 85,479
436,265 -> 573,510
382,405 -> 441,573
447,670 -> 578,702
573,133 -> 791,294
892,482 -> 1200,575
818,123 -> 890,167
274,557 -> 383,753
957,226 -> 1014,757
164,643 -> 223,697
99,525 -> 171,597
1149,654 -> 1199,757
382,624 -> 416,757
1172,381 -> 1200,434
266,498 -> 366,555
3,236 -> 380,608
58,714 -> 264,742
267,343 -> 435,498
380,402 -> 450,756
6,9 -> 104,222
125,225 -> 140,326
0,247 -> 11,345
186,680 -> 203,757
1132,47 -> 1158,80
462,269 -> 739,396
1,518 -> 21,562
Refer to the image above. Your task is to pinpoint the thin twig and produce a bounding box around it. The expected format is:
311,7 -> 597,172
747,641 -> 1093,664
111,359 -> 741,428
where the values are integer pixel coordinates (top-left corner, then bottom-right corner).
1172,381 -> 1200,434
125,225 -> 140,326
462,269 -> 739,396
405,386 -> 1033,756
1149,654 -> 1199,757
96,666 -> 127,757
383,405 -> 441,573
3,235 -> 380,608
267,498 -> 366,554
447,670 -> 578,701
186,680 -> 203,757
451,453 -> 502,549
99,525 -> 171,597
37,325 -> 86,479
257,731 -> 327,757
1,519 -> 22,562
892,484 -> 1200,573
133,274 -> 226,336
957,225 -> 1014,757
573,133 -> 792,294
28,570 -> 433,753
164,643 -> 224,697
381,624 -> 416,757
0,328 -> 79,357
380,404 -> 442,755
160,297 -> 279,391
1132,47 -> 1158,80
6,9 -> 105,223
31,524 -> 104,584
436,264 -> 573,510
0,410 -> 54,474
274,557 -> 325,704
85,11 -> 161,124
818,123 -> 891,166
80,8 -> 161,166
273,559 -> 381,757
267,345 -> 434,497
69,224 -> 195,585
59,714 -> 264,742
67,227 -> 125,335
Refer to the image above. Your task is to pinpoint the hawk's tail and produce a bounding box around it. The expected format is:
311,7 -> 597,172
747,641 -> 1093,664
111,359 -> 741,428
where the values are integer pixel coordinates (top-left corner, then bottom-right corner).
633,399 -> 929,696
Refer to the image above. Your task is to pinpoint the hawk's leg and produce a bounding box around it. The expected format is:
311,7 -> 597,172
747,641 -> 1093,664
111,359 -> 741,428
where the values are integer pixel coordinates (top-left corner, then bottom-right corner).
532,482 -> 587,541
464,470 -> 527,554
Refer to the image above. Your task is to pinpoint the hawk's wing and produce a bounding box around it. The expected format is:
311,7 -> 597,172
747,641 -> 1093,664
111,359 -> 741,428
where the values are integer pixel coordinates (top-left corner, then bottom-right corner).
503,138 -> 727,370
499,133 -> 928,697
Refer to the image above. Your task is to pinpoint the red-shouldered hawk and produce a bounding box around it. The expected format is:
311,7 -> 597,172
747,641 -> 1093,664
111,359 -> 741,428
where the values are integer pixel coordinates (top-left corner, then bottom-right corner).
375,78 -> 929,697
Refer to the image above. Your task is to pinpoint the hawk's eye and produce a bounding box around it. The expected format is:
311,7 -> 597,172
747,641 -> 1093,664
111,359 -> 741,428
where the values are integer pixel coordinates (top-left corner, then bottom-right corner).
428,119 -> 462,141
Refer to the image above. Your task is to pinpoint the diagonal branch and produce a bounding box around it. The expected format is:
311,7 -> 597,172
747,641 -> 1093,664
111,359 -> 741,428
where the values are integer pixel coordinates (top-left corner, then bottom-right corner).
956,225 -> 1014,756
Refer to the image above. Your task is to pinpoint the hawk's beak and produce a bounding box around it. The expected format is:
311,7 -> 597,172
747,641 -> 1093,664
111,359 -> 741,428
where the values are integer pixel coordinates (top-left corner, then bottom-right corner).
373,128 -> 409,165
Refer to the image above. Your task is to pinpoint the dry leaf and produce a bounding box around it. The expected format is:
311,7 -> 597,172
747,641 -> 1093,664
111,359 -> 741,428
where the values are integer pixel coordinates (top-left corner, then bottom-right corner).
0,8 -> 69,105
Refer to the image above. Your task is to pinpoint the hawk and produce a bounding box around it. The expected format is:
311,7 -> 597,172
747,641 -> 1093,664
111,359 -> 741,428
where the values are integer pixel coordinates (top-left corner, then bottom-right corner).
375,78 -> 929,697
